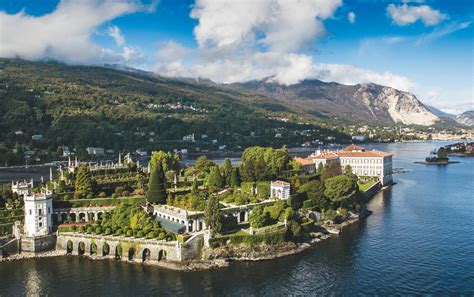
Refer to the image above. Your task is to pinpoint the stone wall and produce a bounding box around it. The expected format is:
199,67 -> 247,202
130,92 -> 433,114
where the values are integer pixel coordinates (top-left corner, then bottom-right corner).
0,238 -> 20,257
21,235 -> 56,253
56,233 -> 201,263
180,234 -> 203,261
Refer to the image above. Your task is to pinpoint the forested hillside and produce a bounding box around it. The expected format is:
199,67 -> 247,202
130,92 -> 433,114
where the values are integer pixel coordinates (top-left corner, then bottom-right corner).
0,59 -> 349,165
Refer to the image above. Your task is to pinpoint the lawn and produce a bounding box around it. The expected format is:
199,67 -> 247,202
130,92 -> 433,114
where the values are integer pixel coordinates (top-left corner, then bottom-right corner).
358,181 -> 377,192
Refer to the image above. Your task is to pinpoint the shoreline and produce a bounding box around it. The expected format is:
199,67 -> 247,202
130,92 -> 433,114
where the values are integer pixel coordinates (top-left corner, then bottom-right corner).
0,218 -> 361,271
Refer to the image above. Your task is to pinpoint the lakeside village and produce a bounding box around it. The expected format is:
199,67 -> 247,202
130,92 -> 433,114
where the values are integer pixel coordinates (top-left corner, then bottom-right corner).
420,141 -> 473,165
0,145 -> 392,269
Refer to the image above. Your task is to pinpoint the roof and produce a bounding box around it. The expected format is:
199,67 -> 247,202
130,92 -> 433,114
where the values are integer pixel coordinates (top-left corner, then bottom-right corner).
337,150 -> 393,158
343,144 -> 366,152
312,152 -> 339,160
271,180 -> 290,186
294,157 -> 314,166
156,217 -> 186,234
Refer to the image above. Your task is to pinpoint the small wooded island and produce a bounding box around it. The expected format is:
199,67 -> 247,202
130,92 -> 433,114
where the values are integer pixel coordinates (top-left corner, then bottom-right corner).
415,146 -> 461,165
0,145 -> 392,270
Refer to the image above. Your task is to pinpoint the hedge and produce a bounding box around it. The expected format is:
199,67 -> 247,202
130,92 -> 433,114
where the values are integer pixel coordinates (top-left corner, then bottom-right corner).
58,225 -> 77,232
209,228 -> 287,248
53,196 -> 146,208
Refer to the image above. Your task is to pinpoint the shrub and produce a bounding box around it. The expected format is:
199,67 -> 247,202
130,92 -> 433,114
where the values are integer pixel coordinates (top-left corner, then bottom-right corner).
64,194 -> 71,200
98,192 -> 107,198
95,226 -> 102,234
136,230 -> 144,238
303,200 -> 315,209
86,193 -> 94,199
77,226 -> 84,233
146,231 -> 155,239
158,232 -> 166,240
122,190 -> 130,197
115,229 -> 122,236
209,229 -> 287,248
86,226 -> 93,233
126,229 -> 133,237
111,193 -> 118,199
104,227 -> 112,235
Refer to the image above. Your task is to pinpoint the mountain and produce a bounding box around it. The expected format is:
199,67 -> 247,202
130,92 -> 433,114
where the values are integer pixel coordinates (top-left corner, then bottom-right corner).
0,58 -> 350,165
425,104 -> 456,119
456,110 -> 474,126
231,79 -> 439,126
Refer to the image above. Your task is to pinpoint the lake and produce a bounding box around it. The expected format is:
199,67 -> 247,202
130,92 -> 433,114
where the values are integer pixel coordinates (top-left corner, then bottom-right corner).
0,141 -> 473,295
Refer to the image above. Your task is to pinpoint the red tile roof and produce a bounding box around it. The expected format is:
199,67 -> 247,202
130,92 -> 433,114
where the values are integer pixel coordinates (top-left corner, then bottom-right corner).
271,180 -> 290,186
294,157 -> 314,166
343,144 -> 366,151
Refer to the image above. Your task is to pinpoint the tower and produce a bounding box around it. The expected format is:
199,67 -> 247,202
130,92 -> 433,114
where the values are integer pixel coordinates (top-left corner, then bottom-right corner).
23,189 -> 53,237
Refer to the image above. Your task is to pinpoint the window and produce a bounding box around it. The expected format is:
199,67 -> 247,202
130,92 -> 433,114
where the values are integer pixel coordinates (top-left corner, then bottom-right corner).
29,209 -> 32,215
48,207 -> 51,214
39,209 -> 42,215
39,222 -> 42,227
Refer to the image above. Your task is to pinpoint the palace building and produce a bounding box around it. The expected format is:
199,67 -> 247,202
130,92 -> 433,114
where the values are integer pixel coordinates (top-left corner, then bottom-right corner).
295,144 -> 393,186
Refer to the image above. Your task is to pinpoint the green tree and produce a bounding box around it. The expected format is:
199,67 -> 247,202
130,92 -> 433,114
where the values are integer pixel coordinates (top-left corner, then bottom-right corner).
150,151 -> 180,172
191,178 -> 198,194
195,155 -> 215,173
75,165 -> 94,193
205,196 -> 222,234
146,163 -> 167,204
249,205 -> 270,228
230,168 -> 241,188
324,175 -> 358,208
298,180 -> 330,210
317,162 -> 324,174
222,158 -> 233,186
437,147 -> 448,160
207,165 -> 224,190
321,162 -> 342,181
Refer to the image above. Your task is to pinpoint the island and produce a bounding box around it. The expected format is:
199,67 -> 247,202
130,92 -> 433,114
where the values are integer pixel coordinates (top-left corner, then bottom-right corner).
0,145 -> 392,270
415,146 -> 460,165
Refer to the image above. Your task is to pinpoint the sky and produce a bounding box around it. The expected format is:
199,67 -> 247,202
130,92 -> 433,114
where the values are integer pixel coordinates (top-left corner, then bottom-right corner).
0,0 -> 472,114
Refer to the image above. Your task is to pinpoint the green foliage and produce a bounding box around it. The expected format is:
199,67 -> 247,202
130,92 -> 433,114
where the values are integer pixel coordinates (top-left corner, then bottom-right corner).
150,151 -> 180,172
317,162 -> 324,174
167,193 -> 207,211
75,165 -> 95,193
240,146 -> 289,182
222,158 -> 233,186
146,162 -> 167,204
324,175 -> 359,208
206,165 -> 224,191
205,196 -> 222,235
194,156 -> 216,173
264,200 -> 288,222
230,168 -> 241,188
298,180 -> 330,211
249,205 -> 272,228
209,229 -> 287,248
321,163 -> 342,181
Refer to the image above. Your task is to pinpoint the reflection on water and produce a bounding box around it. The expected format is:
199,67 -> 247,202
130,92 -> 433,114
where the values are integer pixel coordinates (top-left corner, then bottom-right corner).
0,141 -> 473,295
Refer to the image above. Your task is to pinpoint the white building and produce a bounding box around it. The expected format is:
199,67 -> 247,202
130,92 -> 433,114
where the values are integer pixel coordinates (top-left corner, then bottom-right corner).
24,191 -> 53,237
12,179 -> 33,198
270,181 -> 291,200
295,144 -> 393,186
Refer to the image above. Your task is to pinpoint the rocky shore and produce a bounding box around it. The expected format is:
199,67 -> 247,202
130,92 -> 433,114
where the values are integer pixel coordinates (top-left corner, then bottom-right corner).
0,250 -> 62,263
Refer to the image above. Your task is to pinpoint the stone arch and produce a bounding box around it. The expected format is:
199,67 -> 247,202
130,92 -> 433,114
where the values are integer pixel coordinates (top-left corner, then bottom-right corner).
60,213 -> 68,222
115,245 -> 122,260
90,243 -> 97,255
66,240 -> 73,254
158,250 -> 166,261
128,247 -> 135,261
69,213 -> 76,222
103,243 -> 110,256
97,212 -> 103,220
78,213 -> 86,222
239,211 -> 245,222
87,212 -> 95,222
78,242 -> 85,256
142,248 -> 151,262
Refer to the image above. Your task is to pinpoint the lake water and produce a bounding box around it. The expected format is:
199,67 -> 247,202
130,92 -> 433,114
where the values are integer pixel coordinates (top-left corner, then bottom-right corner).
1,141 -> 473,295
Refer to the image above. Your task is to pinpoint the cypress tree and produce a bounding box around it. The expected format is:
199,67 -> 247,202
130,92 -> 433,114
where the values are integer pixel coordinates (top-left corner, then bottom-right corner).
230,168 -> 241,188
222,158 -> 233,186
205,196 -> 222,235
146,163 -> 167,204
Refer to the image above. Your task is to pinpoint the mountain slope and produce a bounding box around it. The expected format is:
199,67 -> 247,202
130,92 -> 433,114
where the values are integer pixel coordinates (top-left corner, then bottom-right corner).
0,59 -> 349,165
425,104 -> 456,119
456,110 -> 474,126
231,79 -> 439,126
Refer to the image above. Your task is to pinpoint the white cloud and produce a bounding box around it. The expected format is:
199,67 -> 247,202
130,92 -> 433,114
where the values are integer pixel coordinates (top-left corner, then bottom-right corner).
108,25 -> 125,47
416,21 -> 471,45
154,0 -> 416,91
387,3 -> 447,26
348,11 -> 356,24
0,0 -> 155,64
312,63 -> 416,92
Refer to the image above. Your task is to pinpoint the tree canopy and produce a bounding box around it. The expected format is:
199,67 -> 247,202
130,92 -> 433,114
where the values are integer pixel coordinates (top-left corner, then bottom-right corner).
240,146 -> 289,182
146,162 -> 167,204
324,175 -> 359,207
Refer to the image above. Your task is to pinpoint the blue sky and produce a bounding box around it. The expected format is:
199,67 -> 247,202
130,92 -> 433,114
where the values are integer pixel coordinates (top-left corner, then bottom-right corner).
0,0 -> 472,113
